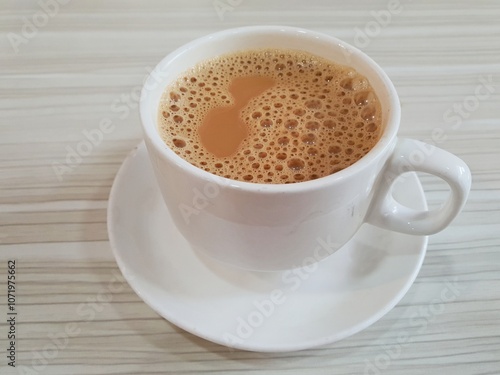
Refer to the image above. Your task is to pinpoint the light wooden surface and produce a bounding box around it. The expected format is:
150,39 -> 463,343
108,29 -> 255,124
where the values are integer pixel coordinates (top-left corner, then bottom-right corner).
1,1 -> 499,374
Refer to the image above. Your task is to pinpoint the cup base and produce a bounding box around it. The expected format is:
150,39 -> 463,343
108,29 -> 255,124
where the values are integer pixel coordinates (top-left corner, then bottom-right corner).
108,142 -> 429,352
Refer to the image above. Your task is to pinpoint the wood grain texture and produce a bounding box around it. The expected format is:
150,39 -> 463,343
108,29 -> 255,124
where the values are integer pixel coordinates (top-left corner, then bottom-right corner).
1,1 -> 499,374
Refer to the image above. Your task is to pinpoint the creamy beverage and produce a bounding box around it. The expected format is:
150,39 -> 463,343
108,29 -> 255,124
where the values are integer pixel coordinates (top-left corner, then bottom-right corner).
158,49 -> 382,183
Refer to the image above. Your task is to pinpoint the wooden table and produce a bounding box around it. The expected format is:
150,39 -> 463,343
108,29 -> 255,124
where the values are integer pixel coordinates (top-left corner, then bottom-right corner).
1,1 -> 499,374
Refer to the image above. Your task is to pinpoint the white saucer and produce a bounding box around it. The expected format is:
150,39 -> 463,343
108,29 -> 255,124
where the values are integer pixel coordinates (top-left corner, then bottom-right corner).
108,142 -> 428,352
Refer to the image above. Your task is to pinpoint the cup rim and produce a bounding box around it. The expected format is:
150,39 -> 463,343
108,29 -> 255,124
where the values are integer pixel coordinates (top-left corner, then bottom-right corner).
140,25 -> 400,193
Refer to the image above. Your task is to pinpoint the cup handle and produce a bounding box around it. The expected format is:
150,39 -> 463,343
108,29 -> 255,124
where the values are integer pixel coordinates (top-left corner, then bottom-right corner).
366,138 -> 471,235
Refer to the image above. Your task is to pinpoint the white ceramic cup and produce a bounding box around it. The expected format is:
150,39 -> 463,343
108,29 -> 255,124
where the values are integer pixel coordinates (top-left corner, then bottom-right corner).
140,26 -> 471,271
